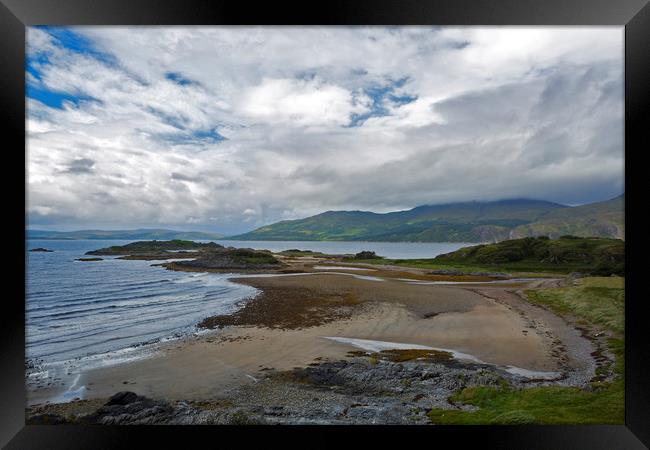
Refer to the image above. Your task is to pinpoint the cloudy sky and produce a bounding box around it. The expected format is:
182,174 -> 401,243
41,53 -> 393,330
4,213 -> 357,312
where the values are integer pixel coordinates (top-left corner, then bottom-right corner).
26,26 -> 624,234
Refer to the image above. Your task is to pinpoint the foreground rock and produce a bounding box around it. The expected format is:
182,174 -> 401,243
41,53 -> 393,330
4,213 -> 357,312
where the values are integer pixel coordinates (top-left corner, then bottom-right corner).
27,349 -> 583,425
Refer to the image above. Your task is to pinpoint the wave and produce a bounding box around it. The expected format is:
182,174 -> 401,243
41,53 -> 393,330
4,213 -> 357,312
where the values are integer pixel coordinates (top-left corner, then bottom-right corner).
26,241 -> 259,377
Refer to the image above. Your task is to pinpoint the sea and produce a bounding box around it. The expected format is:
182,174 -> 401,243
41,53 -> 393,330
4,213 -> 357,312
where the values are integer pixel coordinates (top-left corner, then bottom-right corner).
25,238 -> 471,401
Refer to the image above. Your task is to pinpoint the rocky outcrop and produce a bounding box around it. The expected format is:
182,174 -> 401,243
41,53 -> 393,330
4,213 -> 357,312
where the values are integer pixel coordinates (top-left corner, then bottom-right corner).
27,351 -> 579,425
85,240 -> 283,271
167,247 -> 280,271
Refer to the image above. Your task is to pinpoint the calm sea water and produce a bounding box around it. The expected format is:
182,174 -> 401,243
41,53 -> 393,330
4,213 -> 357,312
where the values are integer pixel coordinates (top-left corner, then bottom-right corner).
217,240 -> 471,259
26,239 -> 258,372
26,238 -> 470,390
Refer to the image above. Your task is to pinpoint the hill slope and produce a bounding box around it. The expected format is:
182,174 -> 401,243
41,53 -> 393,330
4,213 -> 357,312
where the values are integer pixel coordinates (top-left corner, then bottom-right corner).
230,199 -> 566,242
512,195 -> 624,240
432,236 -> 624,275
27,228 -> 224,241
229,196 -> 624,243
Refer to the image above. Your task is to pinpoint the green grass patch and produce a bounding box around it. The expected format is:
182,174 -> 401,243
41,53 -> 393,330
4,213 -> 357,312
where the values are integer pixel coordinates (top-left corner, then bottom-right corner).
427,381 -> 624,424
230,248 -> 280,265
525,277 -> 624,334
278,249 -> 327,257
428,275 -> 624,425
345,257 -> 559,276
432,236 -> 624,275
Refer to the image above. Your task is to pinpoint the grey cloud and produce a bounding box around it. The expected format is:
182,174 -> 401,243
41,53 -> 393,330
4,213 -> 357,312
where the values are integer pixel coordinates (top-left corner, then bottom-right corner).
26,27 -> 623,233
60,158 -> 95,174
170,172 -> 200,182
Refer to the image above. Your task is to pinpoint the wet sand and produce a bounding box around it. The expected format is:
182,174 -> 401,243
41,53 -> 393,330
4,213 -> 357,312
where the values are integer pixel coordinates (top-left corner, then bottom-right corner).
28,270 -> 592,406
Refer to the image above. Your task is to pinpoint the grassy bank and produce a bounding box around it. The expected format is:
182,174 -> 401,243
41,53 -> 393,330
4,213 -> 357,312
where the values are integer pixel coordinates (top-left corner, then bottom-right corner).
427,276 -> 624,424
346,236 -> 624,276
526,277 -> 624,334
344,256 -> 561,277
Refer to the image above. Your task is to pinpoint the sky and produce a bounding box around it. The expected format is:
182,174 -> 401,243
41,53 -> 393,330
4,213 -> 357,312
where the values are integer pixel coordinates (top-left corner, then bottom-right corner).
26,26 -> 624,234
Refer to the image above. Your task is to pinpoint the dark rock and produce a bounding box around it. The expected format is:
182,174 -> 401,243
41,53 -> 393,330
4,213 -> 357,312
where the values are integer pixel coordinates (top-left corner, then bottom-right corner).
30,248 -> 53,252
353,251 -> 377,259
28,413 -> 68,424
106,391 -> 141,406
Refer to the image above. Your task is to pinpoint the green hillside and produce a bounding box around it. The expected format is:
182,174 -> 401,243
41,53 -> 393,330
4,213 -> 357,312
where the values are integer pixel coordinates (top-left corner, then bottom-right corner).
432,236 -> 624,275
229,197 -> 624,243
512,195 -> 624,240
27,228 -> 224,241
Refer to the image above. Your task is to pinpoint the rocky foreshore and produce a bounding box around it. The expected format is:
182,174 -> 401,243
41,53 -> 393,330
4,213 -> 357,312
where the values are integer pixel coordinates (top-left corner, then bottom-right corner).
27,348 -> 592,425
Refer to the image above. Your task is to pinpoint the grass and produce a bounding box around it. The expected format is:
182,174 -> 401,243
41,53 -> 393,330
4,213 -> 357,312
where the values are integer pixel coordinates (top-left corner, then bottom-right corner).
525,277 -> 624,334
427,381 -> 624,424
221,248 -> 280,265
432,236 -> 624,276
427,276 -> 624,425
278,249 -> 328,257
87,239 -> 221,255
344,257 -> 557,276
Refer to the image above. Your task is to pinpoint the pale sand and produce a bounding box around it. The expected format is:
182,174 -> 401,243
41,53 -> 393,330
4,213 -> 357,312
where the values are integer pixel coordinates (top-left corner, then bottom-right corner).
29,274 -> 590,404
26,274 -> 581,405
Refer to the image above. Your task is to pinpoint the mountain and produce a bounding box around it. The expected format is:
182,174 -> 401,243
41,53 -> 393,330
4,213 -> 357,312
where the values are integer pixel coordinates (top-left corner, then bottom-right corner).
511,195 -> 624,240
228,196 -> 624,243
27,228 -> 224,241
229,199 -> 568,242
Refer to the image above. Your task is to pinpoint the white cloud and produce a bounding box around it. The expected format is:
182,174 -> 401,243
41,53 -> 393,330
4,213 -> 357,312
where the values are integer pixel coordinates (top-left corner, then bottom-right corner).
238,77 -> 366,126
26,26 -> 624,234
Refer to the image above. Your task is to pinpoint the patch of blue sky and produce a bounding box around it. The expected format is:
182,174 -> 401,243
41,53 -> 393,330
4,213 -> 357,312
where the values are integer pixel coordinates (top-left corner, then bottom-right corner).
27,86 -> 99,109
33,26 -> 117,65
165,72 -> 198,86
146,107 -> 189,130
348,77 -> 416,127
26,53 -> 48,81
26,27 -> 121,109
157,129 -> 227,146
389,93 -> 418,106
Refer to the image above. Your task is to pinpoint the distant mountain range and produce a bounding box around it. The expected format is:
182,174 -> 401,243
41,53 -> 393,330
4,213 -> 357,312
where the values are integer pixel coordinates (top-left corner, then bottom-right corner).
27,228 -> 224,241
228,195 -> 624,243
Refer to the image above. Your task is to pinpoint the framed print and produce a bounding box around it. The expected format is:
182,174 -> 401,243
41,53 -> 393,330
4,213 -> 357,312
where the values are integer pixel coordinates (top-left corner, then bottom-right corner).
1,0 -> 648,448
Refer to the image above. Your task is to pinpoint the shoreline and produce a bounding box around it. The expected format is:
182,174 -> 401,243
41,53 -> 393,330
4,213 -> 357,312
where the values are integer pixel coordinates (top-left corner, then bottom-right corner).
25,257 -> 527,404
27,260 -> 595,408
27,249 -> 618,426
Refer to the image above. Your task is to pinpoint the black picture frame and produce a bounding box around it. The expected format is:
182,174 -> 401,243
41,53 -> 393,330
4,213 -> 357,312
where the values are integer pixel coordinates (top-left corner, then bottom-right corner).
1,0 -> 648,447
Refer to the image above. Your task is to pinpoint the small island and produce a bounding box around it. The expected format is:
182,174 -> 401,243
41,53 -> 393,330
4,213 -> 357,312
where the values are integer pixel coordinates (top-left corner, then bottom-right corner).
29,247 -> 53,252
76,257 -> 103,262
86,240 -> 283,271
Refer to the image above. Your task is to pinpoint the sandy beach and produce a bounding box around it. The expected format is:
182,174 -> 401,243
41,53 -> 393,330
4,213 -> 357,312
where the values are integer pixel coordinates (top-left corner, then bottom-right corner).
27,263 -> 595,407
